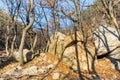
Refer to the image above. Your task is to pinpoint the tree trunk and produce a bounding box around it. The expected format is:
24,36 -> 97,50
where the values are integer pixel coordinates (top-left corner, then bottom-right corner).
11,22 -> 17,55
5,25 -> 10,56
18,0 -> 35,65
73,0 -> 83,80
18,30 -> 26,65
11,35 -> 16,53
100,0 -> 120,39
31,32 -> 38,52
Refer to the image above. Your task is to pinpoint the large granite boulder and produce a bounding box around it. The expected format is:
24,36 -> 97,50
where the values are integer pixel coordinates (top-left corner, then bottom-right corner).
47,31 -> 84,57
63,42 -> 95,71
93,25 -> 120,70
46,32 -> 66,56
47,32 -> 96,71
93,25 -> 120,57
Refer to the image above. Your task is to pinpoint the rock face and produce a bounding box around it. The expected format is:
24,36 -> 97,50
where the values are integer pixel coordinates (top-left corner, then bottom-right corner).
93,25 -> 120,56
47,32 -> 95,71
63,42 -> 95,71
13,49 -> 34,62
93,25 -> 120,70
47,28 -> 120,71
47,31 -> 84,57
46,32 -> 66,56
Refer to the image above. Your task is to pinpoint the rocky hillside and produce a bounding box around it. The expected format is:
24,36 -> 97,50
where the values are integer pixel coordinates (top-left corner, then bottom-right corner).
0,52 -> 120,80
0,25 -> 120,80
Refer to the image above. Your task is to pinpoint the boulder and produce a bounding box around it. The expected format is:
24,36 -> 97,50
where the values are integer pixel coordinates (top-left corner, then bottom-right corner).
23,49 -> 34,62
47,31 -> 96,71
63,42 -> 95,71
63,31 -> 83,48
47,31 -> 84,57
93,25 -> 120,56
13,49 -> 34,62
93,25 -> 120,70
46,32 -> 66,55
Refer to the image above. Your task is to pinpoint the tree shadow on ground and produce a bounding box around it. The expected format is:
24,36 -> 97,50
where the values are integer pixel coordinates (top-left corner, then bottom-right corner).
0,56 -> 17,69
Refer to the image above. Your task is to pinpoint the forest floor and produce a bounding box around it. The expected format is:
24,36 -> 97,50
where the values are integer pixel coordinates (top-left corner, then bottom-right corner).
0,52 -> 120,80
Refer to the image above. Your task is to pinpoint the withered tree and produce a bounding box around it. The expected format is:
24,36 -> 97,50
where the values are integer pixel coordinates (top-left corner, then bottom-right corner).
18,0 -> 35,65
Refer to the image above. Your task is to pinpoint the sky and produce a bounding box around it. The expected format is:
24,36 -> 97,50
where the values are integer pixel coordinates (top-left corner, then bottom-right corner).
0,0 -> 94,11
0,0 -> 94,29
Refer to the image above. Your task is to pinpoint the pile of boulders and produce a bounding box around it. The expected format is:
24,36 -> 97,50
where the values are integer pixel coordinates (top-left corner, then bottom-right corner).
46,31 -> 96,72
46,25 -> 120,72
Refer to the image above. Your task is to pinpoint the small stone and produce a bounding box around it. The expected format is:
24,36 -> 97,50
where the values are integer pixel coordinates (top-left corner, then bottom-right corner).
52,72 -> 60,80
47,64 -> 54,70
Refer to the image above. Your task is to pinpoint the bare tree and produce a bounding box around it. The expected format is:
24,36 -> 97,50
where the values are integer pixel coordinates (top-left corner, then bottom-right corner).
100,0 -> 120,38
1,0 -> 21,56
18,0 -> 35,65
73,0 -> 84,79
5,25 -> 10,56
10,0 -> 21,55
